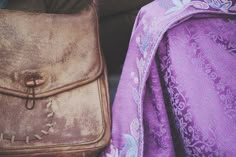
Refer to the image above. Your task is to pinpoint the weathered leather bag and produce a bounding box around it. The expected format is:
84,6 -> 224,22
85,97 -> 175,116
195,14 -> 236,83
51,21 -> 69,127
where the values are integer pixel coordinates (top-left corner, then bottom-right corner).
0,2 -> 111,157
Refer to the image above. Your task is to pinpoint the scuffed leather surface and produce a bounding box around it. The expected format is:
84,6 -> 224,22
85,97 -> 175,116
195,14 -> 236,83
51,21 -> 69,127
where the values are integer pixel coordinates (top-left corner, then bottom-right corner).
0,81 -> 103,146
0,4 -> 102,95
0,3 -> 111,157
4,0 -> 153,74
0,77 -> 110,156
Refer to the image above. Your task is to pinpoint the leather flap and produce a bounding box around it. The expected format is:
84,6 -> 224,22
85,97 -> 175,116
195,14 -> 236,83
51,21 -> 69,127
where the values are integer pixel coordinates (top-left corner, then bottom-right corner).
0,4 -> 103,98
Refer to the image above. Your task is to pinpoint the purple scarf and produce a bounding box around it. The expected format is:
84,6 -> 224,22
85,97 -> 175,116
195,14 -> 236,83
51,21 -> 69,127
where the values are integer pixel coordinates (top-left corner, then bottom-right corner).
101,0 -> 236,156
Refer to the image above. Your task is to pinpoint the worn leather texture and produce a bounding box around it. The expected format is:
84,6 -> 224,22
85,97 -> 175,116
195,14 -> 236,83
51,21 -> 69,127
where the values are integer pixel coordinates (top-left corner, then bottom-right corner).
5,0 -> 153,74
0,3 -> 111,157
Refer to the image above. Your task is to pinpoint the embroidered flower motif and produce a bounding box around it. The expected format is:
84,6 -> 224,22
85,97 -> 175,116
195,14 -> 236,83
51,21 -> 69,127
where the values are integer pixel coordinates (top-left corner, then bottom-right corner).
136,18 -> 157,59
119,119 -> 139,157
165,0 -> 212,14
166,0 -> 234,13
166,0 -> 209,14
136,58 -> 145,79
204,0 -> 233,12
132,87 -> 140,105
136,35 -> 149,58
159,1 -> 173,9
104,143 -> 119,157
130,118 -> 140,141
119,134 -> 138,157
130,72 -> 139,85
191,1 -> 210,9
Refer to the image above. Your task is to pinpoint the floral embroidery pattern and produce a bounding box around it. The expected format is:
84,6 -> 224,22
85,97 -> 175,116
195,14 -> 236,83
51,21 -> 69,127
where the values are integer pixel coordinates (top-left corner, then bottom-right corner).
143,62 -> 175,156
130,118 -> 140,141
165,0 -> 210,14
182,23 -> 236,124
119,134 -> 138,157
104,121 -> 139,157
105,144 -> 119,157
208,33 -> 236,55
119,119 -> 139,157
134,18 -> 161,156
162,18 -> 236,156
206,24 -> 236,56
103,1 -> 236,156
159,1 -> 173,9
132,19 -> 153,108
134,9 -> 236,157
158,38 -> 221,156
103,119 -> 139,157
204,0 -> 233,12
131,4 -> 236,156
165,0 -> 233,14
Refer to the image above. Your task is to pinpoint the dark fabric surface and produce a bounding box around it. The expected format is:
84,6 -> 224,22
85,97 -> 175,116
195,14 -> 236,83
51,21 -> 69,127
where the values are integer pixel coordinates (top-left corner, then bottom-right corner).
98,0 -> 152,17
7,0 -> 47,12
100,10 -> 138,73
7,0 -> 153,16
7,0 -> 93,13
0,0 -> 8,8
44,0 -> 93,14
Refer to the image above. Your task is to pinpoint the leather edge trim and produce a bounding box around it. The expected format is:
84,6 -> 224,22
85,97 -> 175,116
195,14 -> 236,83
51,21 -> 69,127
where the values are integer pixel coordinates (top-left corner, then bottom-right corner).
0,69 -> 110,154
0,3 -> 111,154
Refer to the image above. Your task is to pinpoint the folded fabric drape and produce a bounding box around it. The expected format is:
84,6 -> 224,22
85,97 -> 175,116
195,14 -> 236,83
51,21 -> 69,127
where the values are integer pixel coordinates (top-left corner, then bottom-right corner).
101,0 -> 236,156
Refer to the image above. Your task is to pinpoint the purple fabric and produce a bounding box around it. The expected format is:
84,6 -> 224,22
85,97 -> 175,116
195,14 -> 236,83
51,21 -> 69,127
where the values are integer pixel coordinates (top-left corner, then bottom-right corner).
101,0 -> 236,156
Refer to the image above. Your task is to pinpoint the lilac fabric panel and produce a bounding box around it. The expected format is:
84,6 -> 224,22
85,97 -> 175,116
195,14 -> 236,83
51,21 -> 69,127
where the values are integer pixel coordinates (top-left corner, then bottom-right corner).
156,17 -> 236,156
101,0 -> 236,156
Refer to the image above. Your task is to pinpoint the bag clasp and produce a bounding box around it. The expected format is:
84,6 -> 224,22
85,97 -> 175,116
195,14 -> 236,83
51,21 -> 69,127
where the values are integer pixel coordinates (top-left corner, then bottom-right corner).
24,76 -> 45,110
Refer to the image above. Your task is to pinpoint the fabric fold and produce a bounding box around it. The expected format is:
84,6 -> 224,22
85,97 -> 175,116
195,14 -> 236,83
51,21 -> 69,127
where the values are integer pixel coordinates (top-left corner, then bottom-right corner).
101,0 -> 236,156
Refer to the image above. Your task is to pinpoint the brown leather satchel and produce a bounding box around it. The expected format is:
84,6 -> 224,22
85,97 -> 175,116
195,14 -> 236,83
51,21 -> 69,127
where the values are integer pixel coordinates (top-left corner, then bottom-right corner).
0,2 -> 111,157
